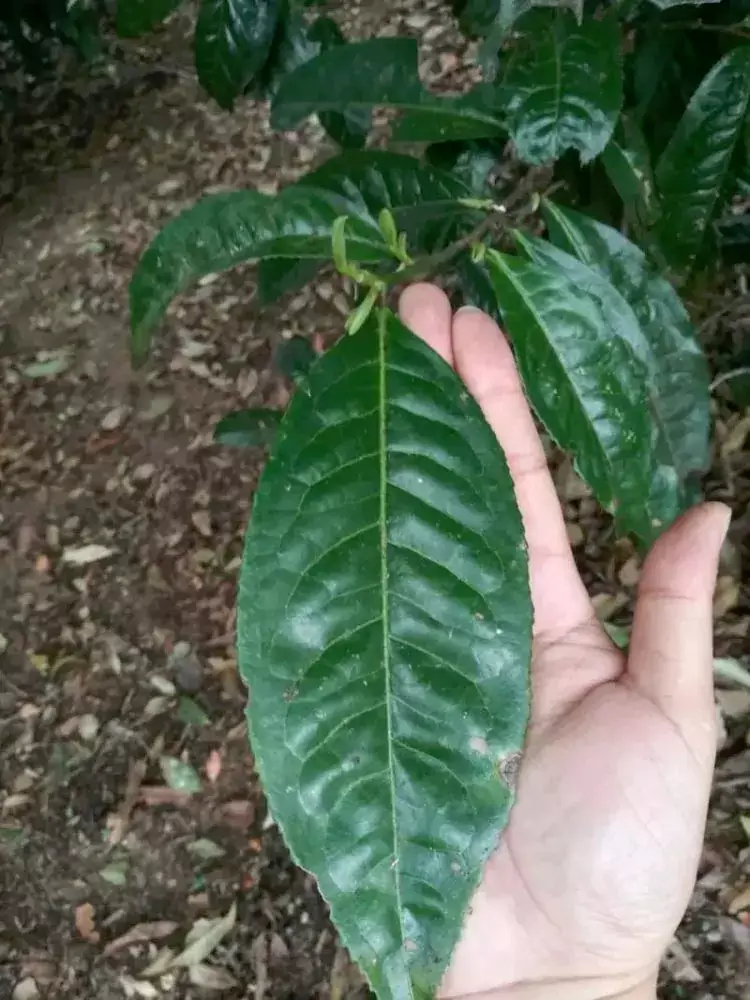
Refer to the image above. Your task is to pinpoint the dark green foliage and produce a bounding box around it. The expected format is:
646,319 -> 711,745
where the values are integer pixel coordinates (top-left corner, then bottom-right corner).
214,409 -> 280,447
123,0 -> 749,995
1,0 -> 107,82
195,0 -> 280,110
496,9 -> 622,164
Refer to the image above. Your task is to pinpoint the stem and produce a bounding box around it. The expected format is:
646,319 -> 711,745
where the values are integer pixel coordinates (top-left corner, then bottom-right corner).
661,21 -> 750,40
710,366 -> 750,391
382,213 -> 502,286
383,169 -> 559,287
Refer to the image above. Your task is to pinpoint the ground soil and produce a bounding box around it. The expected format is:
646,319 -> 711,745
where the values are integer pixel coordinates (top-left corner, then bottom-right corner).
0,3 -> 749,998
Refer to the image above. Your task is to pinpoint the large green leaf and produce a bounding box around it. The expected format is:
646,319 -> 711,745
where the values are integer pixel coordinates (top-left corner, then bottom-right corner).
512,233 -> 698,537
129,187 -> 385,361
271,38 -> 506,141
195,0 -> 279,110
496,9 -> 622,165
542,201 -> 710,488
247,10 -> 369,147
239,306 -> 531,1000
654,47 -> 750,274
484,248 -> 657,544
116,0 -> 183,36
307,17 -> 371,149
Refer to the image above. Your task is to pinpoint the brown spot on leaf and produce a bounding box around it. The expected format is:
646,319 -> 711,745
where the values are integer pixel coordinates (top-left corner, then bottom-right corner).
496,751 -> 523,791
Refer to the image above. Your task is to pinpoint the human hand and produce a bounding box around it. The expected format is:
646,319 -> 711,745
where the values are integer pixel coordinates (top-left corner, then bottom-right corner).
398,285 -> 730,1000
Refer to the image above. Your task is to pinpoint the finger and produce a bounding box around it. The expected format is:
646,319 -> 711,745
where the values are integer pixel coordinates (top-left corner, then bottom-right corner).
398,283 -> 454,366
451,306 -> 594,639
627,502 -> 730,756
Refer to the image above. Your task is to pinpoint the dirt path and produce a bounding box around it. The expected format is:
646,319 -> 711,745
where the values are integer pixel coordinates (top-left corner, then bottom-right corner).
0,2 -> 749,998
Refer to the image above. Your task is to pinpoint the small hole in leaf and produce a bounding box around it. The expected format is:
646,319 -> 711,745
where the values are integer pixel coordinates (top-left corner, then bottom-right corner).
470,736 -> 489,755
404,938 -> 418,953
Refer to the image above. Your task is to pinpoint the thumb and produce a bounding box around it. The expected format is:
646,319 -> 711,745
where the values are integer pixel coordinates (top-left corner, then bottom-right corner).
627,502 -> 731,753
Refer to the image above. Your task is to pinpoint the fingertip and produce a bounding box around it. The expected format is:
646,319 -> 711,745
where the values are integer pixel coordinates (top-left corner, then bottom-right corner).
398,283 -> 454,366
641,502 -> 730,602
452,305 -> 516,391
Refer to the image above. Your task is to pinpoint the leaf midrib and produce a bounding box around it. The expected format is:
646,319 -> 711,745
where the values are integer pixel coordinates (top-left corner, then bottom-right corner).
377,308 -> 413,998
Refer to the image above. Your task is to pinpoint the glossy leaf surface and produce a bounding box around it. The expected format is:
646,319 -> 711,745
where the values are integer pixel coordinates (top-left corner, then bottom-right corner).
654,47 -> 750,273
425,140 -> 501,196
129,187 -> 385,361
239,307 -> 531,1000
214,409 -> 280,447
513,231 -> 700,537
542,202 -> 710,487
600,115 -> 657,229
271,38 -> 505,141
484,249 -> 656,543
257,257 -> 322,305
116,0 -> 183,36
254,151 -> 479,306
195,0 -> 279,109
497,10 -> 622,164
297,151 -> 478,249
307,17 -> 371,148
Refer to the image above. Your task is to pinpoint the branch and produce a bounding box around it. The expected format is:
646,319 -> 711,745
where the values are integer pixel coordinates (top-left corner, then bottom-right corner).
661,21 -> 750,40
383,167 -> 558,287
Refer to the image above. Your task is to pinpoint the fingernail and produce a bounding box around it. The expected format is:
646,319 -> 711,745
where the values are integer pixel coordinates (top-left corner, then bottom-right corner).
455,305 -> 485,317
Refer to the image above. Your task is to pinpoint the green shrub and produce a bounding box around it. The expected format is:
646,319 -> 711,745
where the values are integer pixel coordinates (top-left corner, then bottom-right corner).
119,1 -> 749,996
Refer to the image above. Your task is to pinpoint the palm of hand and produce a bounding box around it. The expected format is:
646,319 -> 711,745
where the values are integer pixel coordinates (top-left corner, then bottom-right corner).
398,285 -> 724,1000
442,627 -> 709,999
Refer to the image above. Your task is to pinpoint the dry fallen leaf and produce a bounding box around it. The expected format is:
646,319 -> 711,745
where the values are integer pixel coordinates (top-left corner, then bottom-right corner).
618,555 -> 640,588
663,937 -> 702,983
188,964 -> 238,990
62,545 -> 116,566
101,405 -> 129,431
191,510 -> 212,538
714,576 -> 740,617
74,903 -> 100,943
138,786 -> 194,808
221,799 -> 255,828
104,920 -> 178,957
172,903 -> 237,968
721,413 -> 750,458
119,977 -> 159,1000
728,885 -> 750,915
205,749 -> 222,784
140,947 -> 176,978
12,978 -> 40,1000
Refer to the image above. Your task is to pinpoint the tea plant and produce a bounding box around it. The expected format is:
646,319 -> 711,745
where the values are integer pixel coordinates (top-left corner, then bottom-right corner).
118,0 -> 750,995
